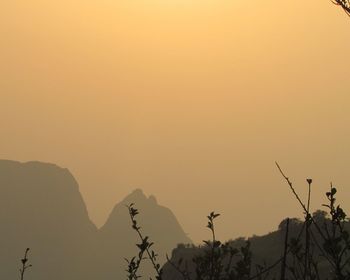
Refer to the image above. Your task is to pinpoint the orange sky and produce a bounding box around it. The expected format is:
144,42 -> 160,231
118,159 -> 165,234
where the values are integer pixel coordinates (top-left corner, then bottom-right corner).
1,0 -> 350,242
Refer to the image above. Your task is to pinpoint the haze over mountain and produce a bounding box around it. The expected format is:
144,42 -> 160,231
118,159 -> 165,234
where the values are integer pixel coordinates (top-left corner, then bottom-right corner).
2,0 -> 350,242
0,160 -> 191,280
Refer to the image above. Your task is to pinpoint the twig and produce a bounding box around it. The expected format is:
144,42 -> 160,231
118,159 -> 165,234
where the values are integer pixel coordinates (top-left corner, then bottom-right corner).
127,204 -> 163,278
275,162 -> 328,242
331,0 -> 350,16
275,162 -> 307,212
20,248 -> 32,280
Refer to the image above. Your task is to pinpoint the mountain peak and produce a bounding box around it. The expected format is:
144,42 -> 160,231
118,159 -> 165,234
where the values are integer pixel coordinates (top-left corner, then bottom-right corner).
149,194 -> 157,204
121,189 -> 158,205
122,188 -> 147,203
131,188 -> 145,196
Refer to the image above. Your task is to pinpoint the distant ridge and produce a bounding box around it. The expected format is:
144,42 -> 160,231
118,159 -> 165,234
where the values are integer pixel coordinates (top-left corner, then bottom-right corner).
0,160 -> 191,280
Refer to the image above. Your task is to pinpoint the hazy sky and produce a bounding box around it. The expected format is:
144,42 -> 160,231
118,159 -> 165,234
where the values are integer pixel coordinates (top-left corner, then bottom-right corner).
1,0 -> 350,242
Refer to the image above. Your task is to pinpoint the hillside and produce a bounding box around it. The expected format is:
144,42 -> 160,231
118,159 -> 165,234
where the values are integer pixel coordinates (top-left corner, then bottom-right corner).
162,212 -> 348,280
0,160 -> 191,280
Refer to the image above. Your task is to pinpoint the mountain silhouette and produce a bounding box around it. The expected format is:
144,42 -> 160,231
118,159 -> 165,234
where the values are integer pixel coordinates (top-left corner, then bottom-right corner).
0,160 -> 191,280
97,188 -> 191,279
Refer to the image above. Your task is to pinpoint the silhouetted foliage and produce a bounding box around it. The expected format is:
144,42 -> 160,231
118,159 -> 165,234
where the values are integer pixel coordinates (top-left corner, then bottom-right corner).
276,163 -> 350,280
127,163 -> 350,280
126,203 -> 163,280
333,0 -> 350,16
126,206 -> 272,280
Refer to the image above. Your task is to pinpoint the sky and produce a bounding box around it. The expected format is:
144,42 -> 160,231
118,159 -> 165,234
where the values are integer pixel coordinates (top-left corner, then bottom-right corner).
1,0 -> 350,242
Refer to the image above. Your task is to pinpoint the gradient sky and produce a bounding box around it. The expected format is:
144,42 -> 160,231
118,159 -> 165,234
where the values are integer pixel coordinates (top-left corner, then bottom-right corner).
1,0 -> 350,242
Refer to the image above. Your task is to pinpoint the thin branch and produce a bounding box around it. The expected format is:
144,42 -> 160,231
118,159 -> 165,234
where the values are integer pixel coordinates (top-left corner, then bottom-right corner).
275,162 -> 328,242
332,0 -> 350,16
20,248 -> 32,280
275,162 -> 307,213
127,204 -> 163,278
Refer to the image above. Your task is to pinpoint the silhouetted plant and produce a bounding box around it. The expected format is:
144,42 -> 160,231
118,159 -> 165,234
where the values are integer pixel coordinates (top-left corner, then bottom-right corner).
126,203 -> 163,280
320,185 -> 350,279
192,212 -> 227,280
277,162 -> 350,280
126,206 -> 259,280
333,0 -> 350,16
20,248 -> 32,280
126,163 -> 350,280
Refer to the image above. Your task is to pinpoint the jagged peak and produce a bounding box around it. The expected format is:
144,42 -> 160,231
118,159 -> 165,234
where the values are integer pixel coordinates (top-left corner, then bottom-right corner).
148,195 -> 158,204
120,188 -> 148,205
131,188 -> 144,196
103,189 -> 162,228
122,189 -> 159,204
